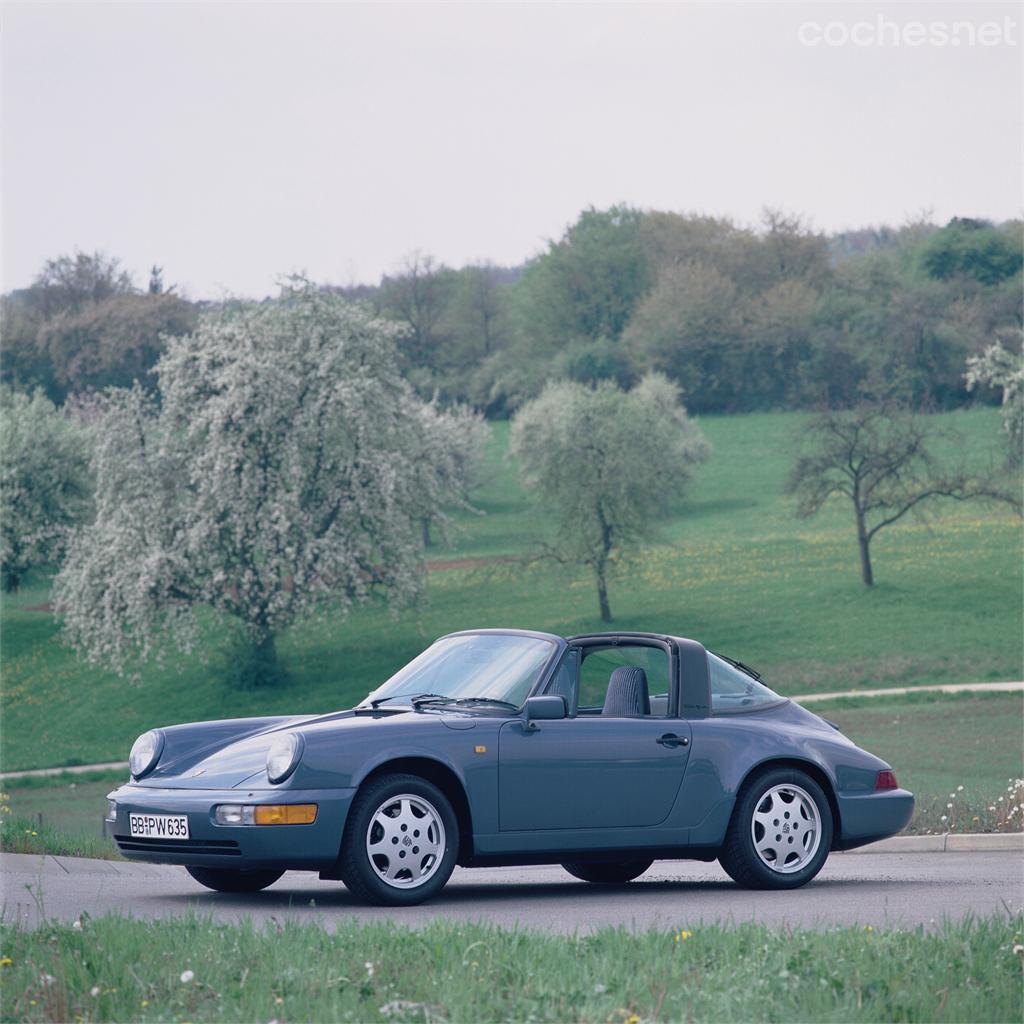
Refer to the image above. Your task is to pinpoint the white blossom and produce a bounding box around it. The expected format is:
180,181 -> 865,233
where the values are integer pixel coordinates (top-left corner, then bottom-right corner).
511,373 -> 709,621
54,280 -> 468,676
965,331 -> 1023,463
0,386 -> 91,592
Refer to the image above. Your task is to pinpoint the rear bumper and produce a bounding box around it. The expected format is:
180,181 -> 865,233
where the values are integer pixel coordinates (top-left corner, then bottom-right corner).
105,783 -> 356,870
834,788 -> 915,851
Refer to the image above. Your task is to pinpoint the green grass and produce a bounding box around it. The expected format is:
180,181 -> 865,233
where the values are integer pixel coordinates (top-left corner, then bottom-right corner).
1,913 -> 1021,1023
824,693 -> 1024,833
2,775 -> 123,843
1,409 -> 1021,771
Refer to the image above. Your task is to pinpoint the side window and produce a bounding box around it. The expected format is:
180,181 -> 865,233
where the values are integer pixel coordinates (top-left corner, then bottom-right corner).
577,645 -> 670,715
544,648 -> 580,716
708,653 -> 782,712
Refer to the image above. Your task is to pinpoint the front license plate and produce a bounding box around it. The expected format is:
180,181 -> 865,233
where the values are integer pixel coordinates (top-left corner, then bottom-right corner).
128,813 -> 190,840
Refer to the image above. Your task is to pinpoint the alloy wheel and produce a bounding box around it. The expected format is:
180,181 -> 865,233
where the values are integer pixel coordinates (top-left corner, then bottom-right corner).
365,793 -> 446,889
750,783 -> 822,874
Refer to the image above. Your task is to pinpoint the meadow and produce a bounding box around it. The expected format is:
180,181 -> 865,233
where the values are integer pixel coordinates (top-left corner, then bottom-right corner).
1,913 -> 1020,1023
1,409 -> 1020,773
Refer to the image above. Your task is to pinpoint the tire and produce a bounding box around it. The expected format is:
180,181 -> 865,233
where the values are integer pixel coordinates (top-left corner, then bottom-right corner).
338,773 -> 459,906
185,866 -> 284,893
562,858 -> 654,884
719,767 -> 833,890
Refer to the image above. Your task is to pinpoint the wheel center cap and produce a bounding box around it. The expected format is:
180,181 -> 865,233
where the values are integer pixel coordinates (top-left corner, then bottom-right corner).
782,823 -> 791,833
402,835 -> 412,846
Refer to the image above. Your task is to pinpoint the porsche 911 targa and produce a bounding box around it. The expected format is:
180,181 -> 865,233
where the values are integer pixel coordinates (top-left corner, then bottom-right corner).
106,629 -> 913,905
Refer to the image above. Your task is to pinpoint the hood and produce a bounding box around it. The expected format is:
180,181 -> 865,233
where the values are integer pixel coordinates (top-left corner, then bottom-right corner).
135,708 -> 384,789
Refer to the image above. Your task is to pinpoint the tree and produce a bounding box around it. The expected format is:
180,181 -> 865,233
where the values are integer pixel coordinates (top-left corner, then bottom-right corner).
920,218 -> 1023,286
966,331 -> 1024,466
785,405 -> 978,586
0,387 -> 91,591
37,292 -> 197,398
510,374 -> 709,621
515,205 -> 652,376
377,252 -> 453,374
54,281 -> 464,685
622,261 -> 743,411
414,399 -> 490,546
28,251 -> 135,319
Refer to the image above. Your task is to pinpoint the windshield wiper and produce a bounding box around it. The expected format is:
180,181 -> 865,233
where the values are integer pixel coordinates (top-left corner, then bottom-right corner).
450,697 -> 519,710
716,653 -> 762,681
369,692 -> 449,709
410,694 -> 459,708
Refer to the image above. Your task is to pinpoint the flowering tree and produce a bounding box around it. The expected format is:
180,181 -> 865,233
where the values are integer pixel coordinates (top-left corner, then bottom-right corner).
55,282 -> 466,684
0,387 -> 92,591
415,399 -> 490,546
966,332 -> 1023,466
511,373 -> 710,621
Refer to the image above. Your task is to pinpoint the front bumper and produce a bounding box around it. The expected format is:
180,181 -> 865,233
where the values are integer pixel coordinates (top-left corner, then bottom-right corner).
834,788 -> 915,851
106,783 -> 357,870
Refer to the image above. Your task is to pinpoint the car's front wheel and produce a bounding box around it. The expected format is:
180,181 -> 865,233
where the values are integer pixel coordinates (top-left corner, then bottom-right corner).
338,773 -> 458,906
562,858 -> 654,884
185,866 -> 284,893
718,767 -> 833,889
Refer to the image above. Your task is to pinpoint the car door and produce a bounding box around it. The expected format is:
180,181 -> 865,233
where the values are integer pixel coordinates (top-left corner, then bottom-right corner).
497,642 -> 692,831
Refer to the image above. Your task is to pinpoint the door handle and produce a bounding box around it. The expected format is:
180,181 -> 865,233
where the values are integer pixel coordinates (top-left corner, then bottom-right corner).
656,733 -> 689,748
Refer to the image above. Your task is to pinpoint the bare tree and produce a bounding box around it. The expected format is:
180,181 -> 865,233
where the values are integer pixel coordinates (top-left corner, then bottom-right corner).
785,404 -> 979,586
378,251 -> 451,368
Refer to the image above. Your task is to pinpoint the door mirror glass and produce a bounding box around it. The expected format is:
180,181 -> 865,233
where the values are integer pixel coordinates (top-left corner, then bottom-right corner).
524,695 -> 567,724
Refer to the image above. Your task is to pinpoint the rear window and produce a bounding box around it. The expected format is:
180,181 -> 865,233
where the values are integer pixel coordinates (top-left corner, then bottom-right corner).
709,653 -> 783,712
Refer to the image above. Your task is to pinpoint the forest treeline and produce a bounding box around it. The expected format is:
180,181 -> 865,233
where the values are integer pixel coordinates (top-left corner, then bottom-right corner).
3,207 -> 1021,415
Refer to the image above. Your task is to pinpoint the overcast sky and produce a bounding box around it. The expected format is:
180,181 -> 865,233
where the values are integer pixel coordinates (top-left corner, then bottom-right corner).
2,1 -> 1020,299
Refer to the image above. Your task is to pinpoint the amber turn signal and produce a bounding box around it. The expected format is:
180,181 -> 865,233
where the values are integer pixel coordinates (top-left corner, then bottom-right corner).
254,804 -> 318,825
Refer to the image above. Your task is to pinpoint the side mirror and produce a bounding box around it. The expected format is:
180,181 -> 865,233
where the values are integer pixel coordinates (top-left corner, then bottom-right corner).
524,694 -> 567,729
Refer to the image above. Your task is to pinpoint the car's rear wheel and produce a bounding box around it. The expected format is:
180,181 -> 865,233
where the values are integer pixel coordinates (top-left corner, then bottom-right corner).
185,866 -> 284,893
562,858 -> 654,884
719,767 -> 833,890
338,773 -> 458,906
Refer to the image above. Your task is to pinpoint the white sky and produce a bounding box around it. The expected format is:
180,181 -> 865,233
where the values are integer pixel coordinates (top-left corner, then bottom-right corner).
2,1 -> 1021,299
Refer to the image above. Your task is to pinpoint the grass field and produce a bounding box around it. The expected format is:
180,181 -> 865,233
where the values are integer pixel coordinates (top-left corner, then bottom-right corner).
1,409 -> 1020,771
1,913 -> 1020,1023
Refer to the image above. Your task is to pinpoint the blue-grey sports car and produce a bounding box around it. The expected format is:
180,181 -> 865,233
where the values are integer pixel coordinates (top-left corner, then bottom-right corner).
106,629 -> 913,905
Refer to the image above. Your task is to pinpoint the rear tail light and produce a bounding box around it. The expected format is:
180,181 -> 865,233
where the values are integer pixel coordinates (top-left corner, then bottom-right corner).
875,770 -> 898,791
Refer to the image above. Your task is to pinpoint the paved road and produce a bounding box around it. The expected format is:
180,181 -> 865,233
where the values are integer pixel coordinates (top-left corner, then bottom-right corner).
3,851 -> 1021,933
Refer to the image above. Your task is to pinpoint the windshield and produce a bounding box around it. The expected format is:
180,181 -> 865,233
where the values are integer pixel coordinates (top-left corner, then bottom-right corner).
363,633 -> 557,709
708,652 -> 783,711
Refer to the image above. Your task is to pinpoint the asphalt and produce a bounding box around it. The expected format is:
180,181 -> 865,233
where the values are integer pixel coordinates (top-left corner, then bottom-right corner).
3,850 -> 1021,934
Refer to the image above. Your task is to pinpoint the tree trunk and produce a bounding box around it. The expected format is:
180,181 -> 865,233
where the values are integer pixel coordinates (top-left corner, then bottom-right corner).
422,517 -> 432,548
595,564 -> 612,622
255,632 -> 277,666
856,511 -> 874,587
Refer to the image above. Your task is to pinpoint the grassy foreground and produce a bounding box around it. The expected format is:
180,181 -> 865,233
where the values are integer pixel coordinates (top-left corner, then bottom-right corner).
1,409 -> 1020,771
1,913 -> 1021,1023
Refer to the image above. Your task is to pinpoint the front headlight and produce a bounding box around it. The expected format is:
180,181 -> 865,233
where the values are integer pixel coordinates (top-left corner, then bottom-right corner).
128,730 -> 164,779
266,733 -> 303,784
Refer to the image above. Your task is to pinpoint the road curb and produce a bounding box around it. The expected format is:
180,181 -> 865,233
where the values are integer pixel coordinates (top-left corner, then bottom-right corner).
842,832 -> 1023,854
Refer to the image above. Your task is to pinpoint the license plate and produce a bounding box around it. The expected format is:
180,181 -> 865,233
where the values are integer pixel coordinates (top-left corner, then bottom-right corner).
128,813 -> 190,840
